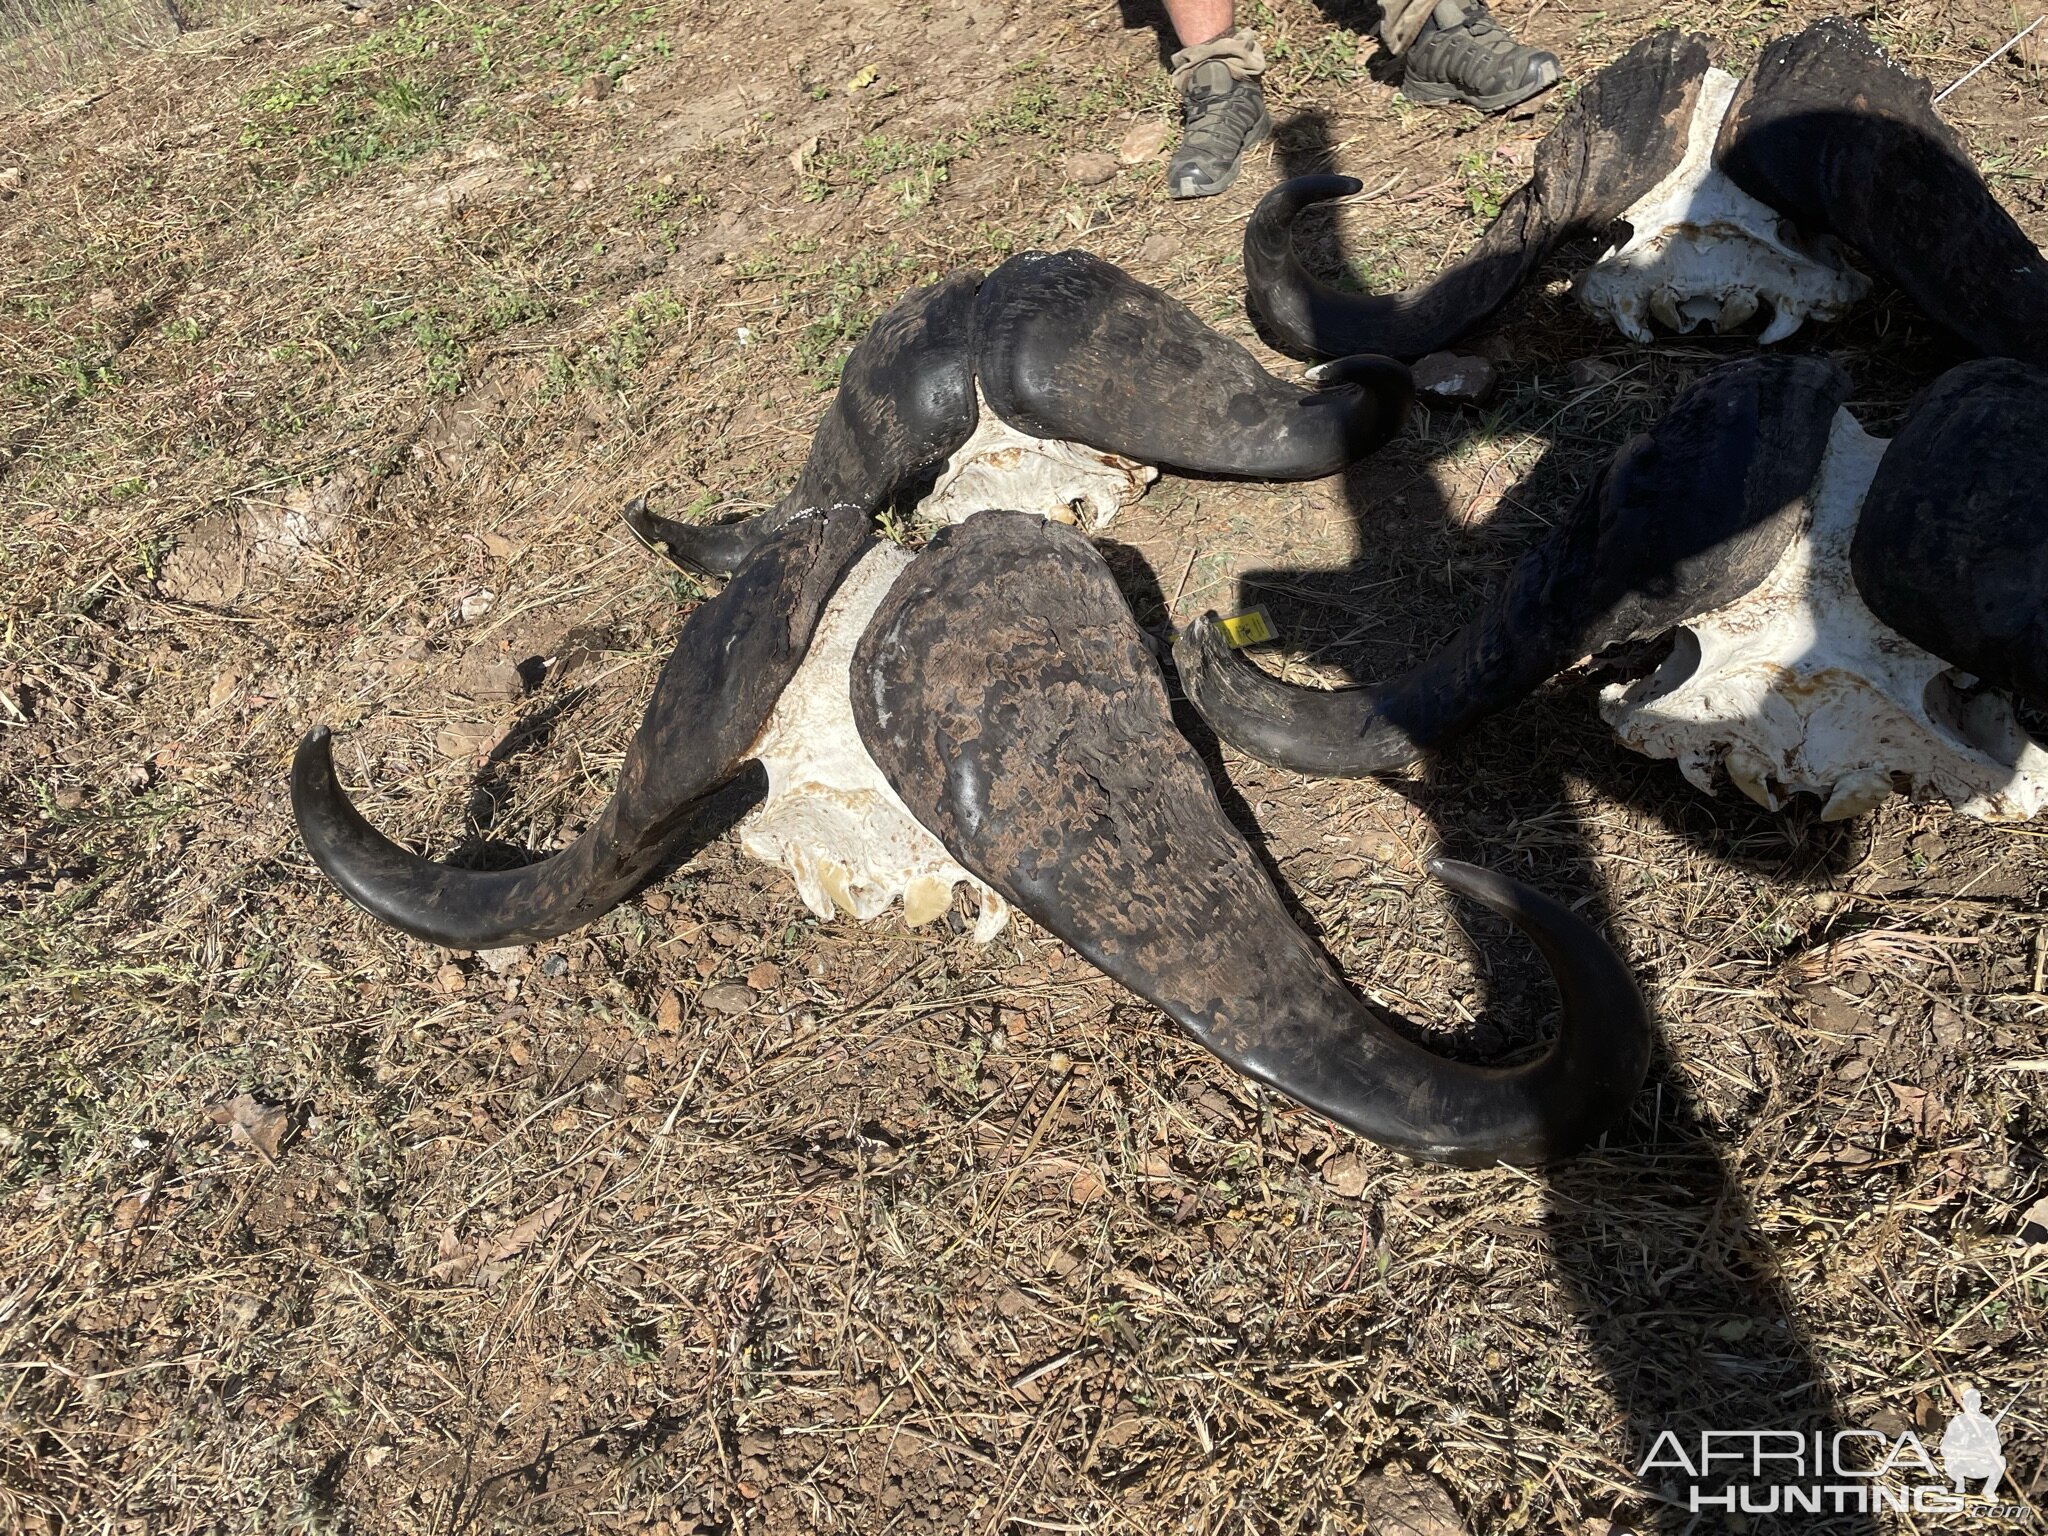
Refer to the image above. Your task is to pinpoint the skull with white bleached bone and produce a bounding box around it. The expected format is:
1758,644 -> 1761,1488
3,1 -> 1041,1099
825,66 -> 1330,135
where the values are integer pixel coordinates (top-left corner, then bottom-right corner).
1575,67 -> 1871,345
1175,355 -> 2048,826
1241,21 -> 2048,367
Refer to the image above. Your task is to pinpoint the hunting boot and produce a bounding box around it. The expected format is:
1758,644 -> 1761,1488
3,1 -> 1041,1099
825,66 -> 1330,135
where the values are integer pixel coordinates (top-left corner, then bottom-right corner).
1166,30 -> 1271,200
1399,0 -> 1561,113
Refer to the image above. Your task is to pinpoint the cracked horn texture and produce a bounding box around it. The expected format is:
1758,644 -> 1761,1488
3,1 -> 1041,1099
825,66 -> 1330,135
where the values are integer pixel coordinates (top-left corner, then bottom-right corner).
849,512 -> 1650,1164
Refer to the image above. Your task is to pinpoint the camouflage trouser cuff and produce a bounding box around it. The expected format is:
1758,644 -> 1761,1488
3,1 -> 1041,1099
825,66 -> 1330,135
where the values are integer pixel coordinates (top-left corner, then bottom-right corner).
1381,0 -> 1461,54
1169,29 -> 1268,89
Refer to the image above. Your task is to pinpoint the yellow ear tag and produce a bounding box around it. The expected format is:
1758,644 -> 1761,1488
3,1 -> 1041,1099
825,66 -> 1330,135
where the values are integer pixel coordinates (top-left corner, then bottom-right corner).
1215,607 -> 1277,648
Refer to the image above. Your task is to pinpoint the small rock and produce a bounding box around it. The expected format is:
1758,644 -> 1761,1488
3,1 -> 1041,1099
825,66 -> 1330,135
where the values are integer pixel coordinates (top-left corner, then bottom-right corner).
745,962 -> 781,992
436,963 -> 467,994
51,786 -> 87,812
576,72 -> 612,103
0,166 -> 20,197
1062,151 -> 1120,186
541,953 -> 569,978
435,721 -> 500,759
477,946 -> 527,975
568,174 -> 596,196
1136,232 -> 1179,267
207,670 -> 241,710
1116,120 -> 1170,165
700,984 -> 758,1015
1566,357 -> 1623,390
1320,1152 -> 1369,1198
1411,352 -> 1498,406
453,653 -> 527,704
457,588 -> 496,623
1357,1467 -> 1472,1536
656,990 -> 684,1033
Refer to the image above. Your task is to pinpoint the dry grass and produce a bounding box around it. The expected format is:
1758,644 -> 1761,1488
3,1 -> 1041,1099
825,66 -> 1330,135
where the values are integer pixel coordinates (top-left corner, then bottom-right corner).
1,0 -> 2046,1532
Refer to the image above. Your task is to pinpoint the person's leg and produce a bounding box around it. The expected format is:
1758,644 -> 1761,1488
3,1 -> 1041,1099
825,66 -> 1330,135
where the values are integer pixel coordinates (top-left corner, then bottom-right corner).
1161,0 -> 1233,46
1160,3 -> 1271,199
1387,0 -> 1561,114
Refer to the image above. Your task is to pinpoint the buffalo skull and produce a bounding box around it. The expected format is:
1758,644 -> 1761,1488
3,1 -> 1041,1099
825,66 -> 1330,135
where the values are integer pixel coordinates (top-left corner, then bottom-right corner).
1243,21 -> 2048,362
292,254 -> 1651,1167
1176,355 -> 2048,824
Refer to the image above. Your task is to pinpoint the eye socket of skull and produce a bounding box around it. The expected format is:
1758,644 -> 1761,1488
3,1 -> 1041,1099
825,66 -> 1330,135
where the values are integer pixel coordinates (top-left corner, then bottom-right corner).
1922,669 -> 2048,771
1605,628 -> 1704,715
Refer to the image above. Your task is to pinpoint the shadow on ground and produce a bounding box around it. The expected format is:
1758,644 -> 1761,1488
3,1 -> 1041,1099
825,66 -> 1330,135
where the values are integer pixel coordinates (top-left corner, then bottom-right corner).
1142,103 -> 1898,1531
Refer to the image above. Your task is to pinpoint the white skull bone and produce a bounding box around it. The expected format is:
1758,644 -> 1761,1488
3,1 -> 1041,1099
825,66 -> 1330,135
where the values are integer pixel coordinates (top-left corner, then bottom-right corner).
1577,68 -> 1872,345
1598,408 -> 2048,822
735,410 -> 1157,944
739,540 -> 1015,942
916,388 -> 1157,532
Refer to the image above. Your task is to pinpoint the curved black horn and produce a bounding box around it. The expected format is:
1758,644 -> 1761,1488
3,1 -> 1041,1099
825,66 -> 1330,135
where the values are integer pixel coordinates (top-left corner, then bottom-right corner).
293,508 -> 873,947
638,271 -> 981,576
1716,19 -> 2048,366
1174,354 -> 1851,776
1245,30 -> 1713,361
1855,358 -> 2048,708
851,511 -> 1650,1165
974,250 -> 1413,478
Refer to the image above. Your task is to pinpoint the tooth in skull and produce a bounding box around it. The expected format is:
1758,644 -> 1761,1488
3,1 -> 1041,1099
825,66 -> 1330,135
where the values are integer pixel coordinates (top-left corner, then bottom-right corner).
1577,68 -> 1871,344
1598,409 -> 2048,822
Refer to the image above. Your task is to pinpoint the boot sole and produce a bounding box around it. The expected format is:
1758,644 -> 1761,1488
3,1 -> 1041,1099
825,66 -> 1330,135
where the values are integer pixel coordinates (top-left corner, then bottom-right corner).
1168,113 -> 1273,200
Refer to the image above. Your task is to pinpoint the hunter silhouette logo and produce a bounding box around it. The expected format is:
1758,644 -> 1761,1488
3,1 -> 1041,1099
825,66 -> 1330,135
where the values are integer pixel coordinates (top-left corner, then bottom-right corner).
1940,1389 -> 2012,1498
1640,1387 -> 2032,1519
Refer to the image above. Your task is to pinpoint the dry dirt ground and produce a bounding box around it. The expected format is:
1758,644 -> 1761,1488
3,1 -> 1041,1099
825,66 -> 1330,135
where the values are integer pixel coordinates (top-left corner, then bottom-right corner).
2,0 -> 2047,1532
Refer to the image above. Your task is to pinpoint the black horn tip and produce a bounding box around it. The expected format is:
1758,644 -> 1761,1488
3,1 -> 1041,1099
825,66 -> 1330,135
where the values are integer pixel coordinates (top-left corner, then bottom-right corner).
1425,855 -> 1653,1162
1262,173 -> 1364,213
620,495 -> 666,551
1307,352 -> 1416,445
293,724 -> 338,789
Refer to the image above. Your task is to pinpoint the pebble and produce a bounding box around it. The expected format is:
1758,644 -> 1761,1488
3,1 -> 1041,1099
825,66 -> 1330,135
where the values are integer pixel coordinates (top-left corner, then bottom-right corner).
745,962 -> 781,992
1320,1152 -> 1369,1198
434,721 -> 500,759
699,983 -> 758,1015
1411,351 -> 1498,406
1062,151 -> 1119,186
1116,121 -> 1170,165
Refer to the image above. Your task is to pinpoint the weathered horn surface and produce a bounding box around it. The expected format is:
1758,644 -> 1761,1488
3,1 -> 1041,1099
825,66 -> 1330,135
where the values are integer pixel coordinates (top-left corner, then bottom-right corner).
1243,30 -> 1712,362
1174,354 -> 1850,777
632,271 -> 981,576
851,511 -> 1650,1166
973,249 -> 1413,478
1854,358 -> 2048,709
292,507 -> 873,948
1716,19 -> 2048,365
